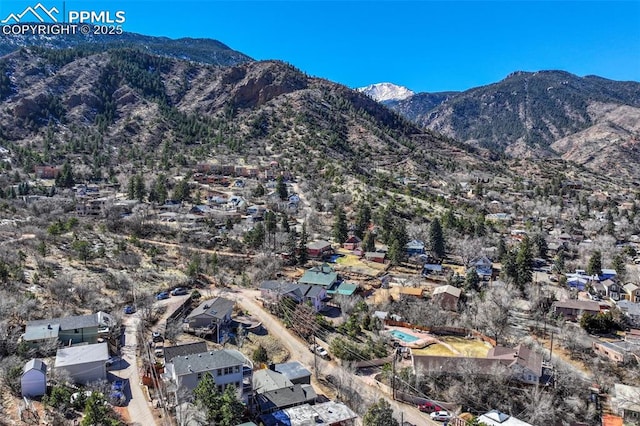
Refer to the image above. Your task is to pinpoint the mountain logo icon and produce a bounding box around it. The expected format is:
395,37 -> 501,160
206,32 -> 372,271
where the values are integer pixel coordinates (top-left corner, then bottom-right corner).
2,3 -> 60,24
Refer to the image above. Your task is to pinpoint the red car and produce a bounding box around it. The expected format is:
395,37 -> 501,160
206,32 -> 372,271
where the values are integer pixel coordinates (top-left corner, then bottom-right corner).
418,401 -> 442,413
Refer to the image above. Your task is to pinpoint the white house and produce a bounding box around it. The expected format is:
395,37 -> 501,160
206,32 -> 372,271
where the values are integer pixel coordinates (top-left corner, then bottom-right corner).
54,342 -> 109,385
164,349 -> 253,403
21,359 -> 47,398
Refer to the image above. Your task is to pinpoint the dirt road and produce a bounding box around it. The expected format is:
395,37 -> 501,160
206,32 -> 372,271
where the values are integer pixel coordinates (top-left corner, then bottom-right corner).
225,287 -> 437,426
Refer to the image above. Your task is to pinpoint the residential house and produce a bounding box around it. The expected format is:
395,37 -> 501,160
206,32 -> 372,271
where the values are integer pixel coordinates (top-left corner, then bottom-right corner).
566,272 -> 591,291
612,384 -> 640,424
163,342 -> 208,363
618,301 -> 640,327
259,401 -> 357,426
34,166 -> 60,179
431,285 -> 461,311
260,281 -> 329,312
399,287 -> 424,299
600,269 -> 618,281
254,384 -> 317,415
624,283 -> 640,303
21,359 -> 47,398
297,264 -> 338,289
306,241 -> 333,258
471,256 -> 493,280
477,410 -> 533,426
326,282 -> 358,297
185,297 -> 234,331
592,341 -> 637,364
342,235 -> 362,251
486,344 -> 550,385
364,251 -> 386,263
412,344 -> 551,386
553,300 -> 601,321
422,263 -> 443,277
24,312 -> 114,347
405,240 -> 425,256
272,362 -> 312,385
164,349 -> 253,403
54,342 -> 109,385
602,279 -> 623,301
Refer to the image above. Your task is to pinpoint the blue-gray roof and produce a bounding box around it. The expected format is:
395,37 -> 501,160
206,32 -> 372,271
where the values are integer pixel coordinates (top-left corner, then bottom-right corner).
273,362 -> 311,382
28,313 -> 100,332
187,297 -> 234,321
55,342 -> 109,367
172,349 -> 248,376
23,359 -> 47,374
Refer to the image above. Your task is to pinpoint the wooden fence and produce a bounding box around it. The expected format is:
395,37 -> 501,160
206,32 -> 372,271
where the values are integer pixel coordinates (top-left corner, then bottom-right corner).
383,319 -> 497,346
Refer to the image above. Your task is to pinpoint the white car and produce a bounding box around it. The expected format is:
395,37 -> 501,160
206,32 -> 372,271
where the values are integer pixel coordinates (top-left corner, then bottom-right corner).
430,410 -> 451,422
309,344 -> 330,359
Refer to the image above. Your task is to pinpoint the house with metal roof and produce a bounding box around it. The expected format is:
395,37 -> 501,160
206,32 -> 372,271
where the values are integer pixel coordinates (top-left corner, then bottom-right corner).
164,349 -> 253,403
298,264 -> 338,288
54,342 -> 109,385
163,342 -> 208,363
22,359 -> 47,397
254,384 -> 317,415
272,362 -> 311,385
186,297 -> 234,329
24,311 -> 114,346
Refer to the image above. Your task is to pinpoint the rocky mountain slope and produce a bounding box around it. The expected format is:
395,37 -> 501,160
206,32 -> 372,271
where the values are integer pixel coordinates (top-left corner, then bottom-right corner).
385,71 -> 640,179
0,47 -> 486,195
0,30 -> 252,66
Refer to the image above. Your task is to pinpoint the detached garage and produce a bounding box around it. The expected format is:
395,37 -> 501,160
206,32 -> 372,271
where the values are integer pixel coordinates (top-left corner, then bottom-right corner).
55,342 -> 109,385
21,359 -> 47,397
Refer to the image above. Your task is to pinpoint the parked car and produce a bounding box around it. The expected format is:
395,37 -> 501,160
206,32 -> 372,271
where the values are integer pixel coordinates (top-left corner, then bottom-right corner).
156,291 -> 170,300
171,287 -> 188,296
154,342 -> 164,358
123,305 -> 136,314
309,344 -> 330,359
430,411 -> 452,422
152,331 -> 164,342
418,401 -> 443,413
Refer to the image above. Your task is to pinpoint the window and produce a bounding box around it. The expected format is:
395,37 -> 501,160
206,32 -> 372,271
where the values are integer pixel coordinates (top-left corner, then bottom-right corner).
234,366 -> 240,373
197,373 -> 202,380
217,369 -> 222,376
74,329 -> 79,333
217,385 -> 223,393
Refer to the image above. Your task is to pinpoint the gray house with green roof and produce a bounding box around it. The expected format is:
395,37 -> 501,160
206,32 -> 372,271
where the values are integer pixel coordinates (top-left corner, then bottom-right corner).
164,349 -> 253,403
297,264 -> 338,288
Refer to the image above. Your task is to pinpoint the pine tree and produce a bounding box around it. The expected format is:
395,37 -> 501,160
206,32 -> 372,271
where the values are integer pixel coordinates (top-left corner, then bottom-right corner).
387,239 -> 403,266
276,175 -> 288,200
362,231 -> 375,252
612,253 -> 626,281
363,399 -> 399,426
587,250 -> 602,277
515,236 -> 533,290
354,202 -> 371,239
280,214 -> 290,232
56,161 -> 74,188
332,206 -> 348,244
298,223 -> 308,265
429,218 -> 446,259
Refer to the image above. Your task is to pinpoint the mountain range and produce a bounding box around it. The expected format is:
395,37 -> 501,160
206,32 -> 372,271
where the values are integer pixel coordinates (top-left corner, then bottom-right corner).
361,71 -> 640,180
0,29 -> 252,66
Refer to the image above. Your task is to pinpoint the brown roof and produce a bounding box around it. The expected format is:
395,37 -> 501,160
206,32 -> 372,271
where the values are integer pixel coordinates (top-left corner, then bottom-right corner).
553,300 -> 600,311
487,344 -> 543,376
432,285 -> 462,298
399,287 -> 424,297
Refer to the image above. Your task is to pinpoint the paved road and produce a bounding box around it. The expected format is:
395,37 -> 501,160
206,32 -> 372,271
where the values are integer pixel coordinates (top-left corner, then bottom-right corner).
119,313 -> 157,426
225,287 -> 438,426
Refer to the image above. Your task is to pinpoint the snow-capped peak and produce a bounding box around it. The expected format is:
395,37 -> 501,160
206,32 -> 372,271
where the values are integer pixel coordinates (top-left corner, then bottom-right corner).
357,82 -> 414,103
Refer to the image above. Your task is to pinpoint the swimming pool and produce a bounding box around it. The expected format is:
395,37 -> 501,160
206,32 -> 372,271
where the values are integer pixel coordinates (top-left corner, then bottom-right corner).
390,330 -> 419,343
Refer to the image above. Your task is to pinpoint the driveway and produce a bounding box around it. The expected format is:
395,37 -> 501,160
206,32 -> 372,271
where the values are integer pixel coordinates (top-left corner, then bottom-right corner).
118,313 -> 157,426
226,287 -> 439,426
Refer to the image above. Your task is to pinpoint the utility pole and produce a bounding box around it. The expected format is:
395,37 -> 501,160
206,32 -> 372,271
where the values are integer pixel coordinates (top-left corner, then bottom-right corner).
391,348 -> 396,400
313,335 -> 318,380
549,331 -> 554,361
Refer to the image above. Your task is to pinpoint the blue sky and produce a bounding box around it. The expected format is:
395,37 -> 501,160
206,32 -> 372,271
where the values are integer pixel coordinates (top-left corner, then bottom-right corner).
1,1 -> 639,92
